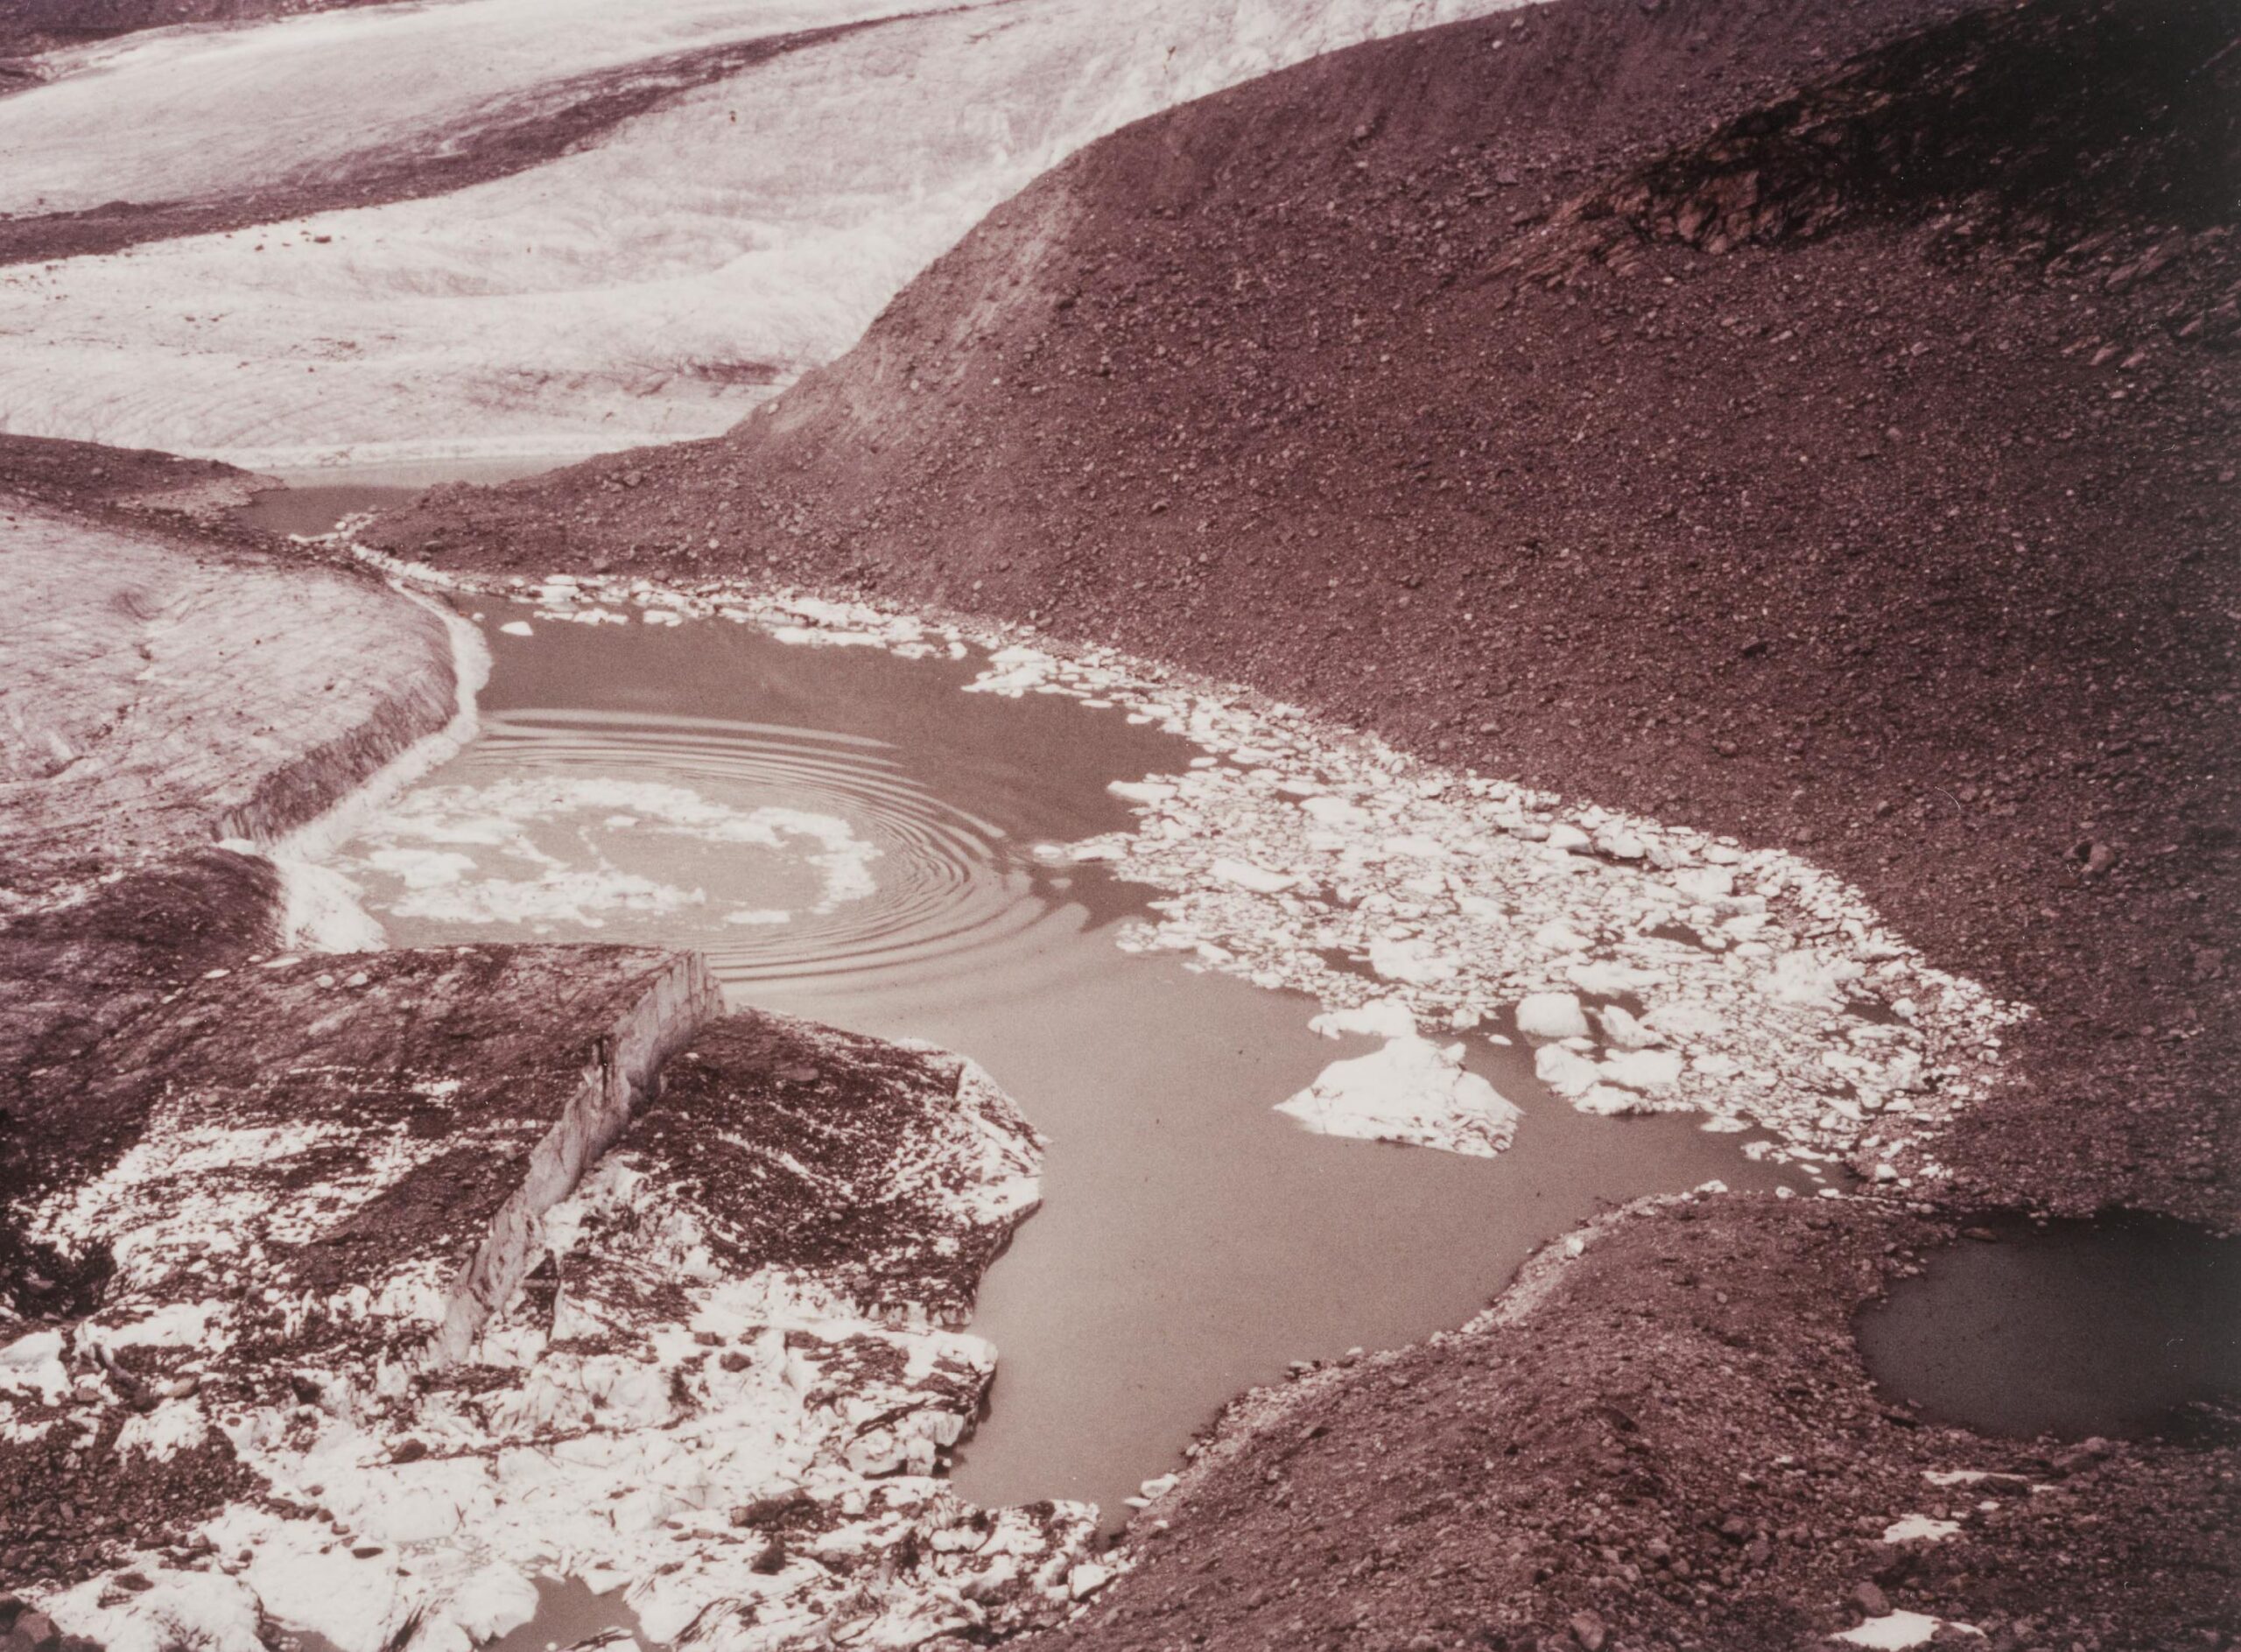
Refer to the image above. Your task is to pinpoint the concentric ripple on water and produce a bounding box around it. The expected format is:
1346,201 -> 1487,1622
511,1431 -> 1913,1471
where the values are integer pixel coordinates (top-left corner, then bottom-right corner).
344,706 -> 1044,990
333,617 -> 1168,1002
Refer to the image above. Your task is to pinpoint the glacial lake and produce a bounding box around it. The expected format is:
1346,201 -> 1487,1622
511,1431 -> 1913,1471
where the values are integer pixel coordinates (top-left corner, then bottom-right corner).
315,601 -> 1804,1527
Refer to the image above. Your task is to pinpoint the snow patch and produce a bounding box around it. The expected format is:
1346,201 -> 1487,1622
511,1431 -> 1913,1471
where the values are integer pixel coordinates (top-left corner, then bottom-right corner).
1882,1515 -> 1963,1544
1837,1611 -> 1984,1648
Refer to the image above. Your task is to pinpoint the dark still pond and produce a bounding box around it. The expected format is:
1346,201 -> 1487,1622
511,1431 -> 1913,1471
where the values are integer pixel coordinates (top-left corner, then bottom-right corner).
1858,1219 -> 2241,1440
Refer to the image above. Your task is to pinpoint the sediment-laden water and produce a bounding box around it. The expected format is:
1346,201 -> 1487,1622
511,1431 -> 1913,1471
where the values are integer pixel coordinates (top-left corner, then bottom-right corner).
326,608 -> 1803,1524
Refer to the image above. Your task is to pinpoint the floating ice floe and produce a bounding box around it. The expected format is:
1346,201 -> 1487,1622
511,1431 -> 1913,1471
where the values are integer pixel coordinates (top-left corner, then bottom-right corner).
1279,1034 -> 1521,1157
1516,990 -> 1590,1041
1309,998 -> 1418,1040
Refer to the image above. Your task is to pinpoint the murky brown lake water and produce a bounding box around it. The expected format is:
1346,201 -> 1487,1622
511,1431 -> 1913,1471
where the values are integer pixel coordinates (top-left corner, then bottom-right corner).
233,460 -> 549,538
325,610 -> 1803,1529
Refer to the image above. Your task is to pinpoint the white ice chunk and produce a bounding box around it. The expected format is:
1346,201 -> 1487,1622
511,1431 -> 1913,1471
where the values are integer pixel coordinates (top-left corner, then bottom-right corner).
1367,935 -> 1458,985
1599,1048 -> 1684,1091
1642,1002 -> 1725,1043
1300,794 -> 1372,829
1761,950 -> 1864,1010
46,1569 -> 266,1652
1572,1084 -> 1656,1117
1533,919 -> 1591,953
445,1564 -> 540,1643
1836,1611 -> 1982,1648
1671,866 -> 1737,901
1212,858 -> 1300,895
1596,1004 -> 1661,1048
1882,1515 -> 1962,1544
1514,992 -> 1590,1041
1278,1036 -> 1521,1158
1533,1043 -> 1601,1100
0,1331 -> 68,1403
1109,780 -> 1177,805
1310,1000 -> 1417,1040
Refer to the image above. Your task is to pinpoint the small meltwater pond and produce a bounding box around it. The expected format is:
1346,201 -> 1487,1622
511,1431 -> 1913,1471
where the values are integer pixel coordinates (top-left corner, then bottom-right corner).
325,603 -> 1805,1526
1858,1218 -> 2241,1442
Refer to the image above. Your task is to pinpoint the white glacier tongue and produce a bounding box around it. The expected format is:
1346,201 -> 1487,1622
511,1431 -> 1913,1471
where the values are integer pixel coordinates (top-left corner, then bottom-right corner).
0,0 -> 1527,468
0,0 -> 937,219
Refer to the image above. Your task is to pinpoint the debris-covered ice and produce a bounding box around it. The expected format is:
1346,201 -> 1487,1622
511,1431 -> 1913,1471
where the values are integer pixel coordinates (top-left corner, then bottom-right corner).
4,950 -> 1095,1650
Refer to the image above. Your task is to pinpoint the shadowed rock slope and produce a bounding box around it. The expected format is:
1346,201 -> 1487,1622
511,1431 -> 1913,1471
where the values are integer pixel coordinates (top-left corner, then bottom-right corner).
380,0 -> 2241,1229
